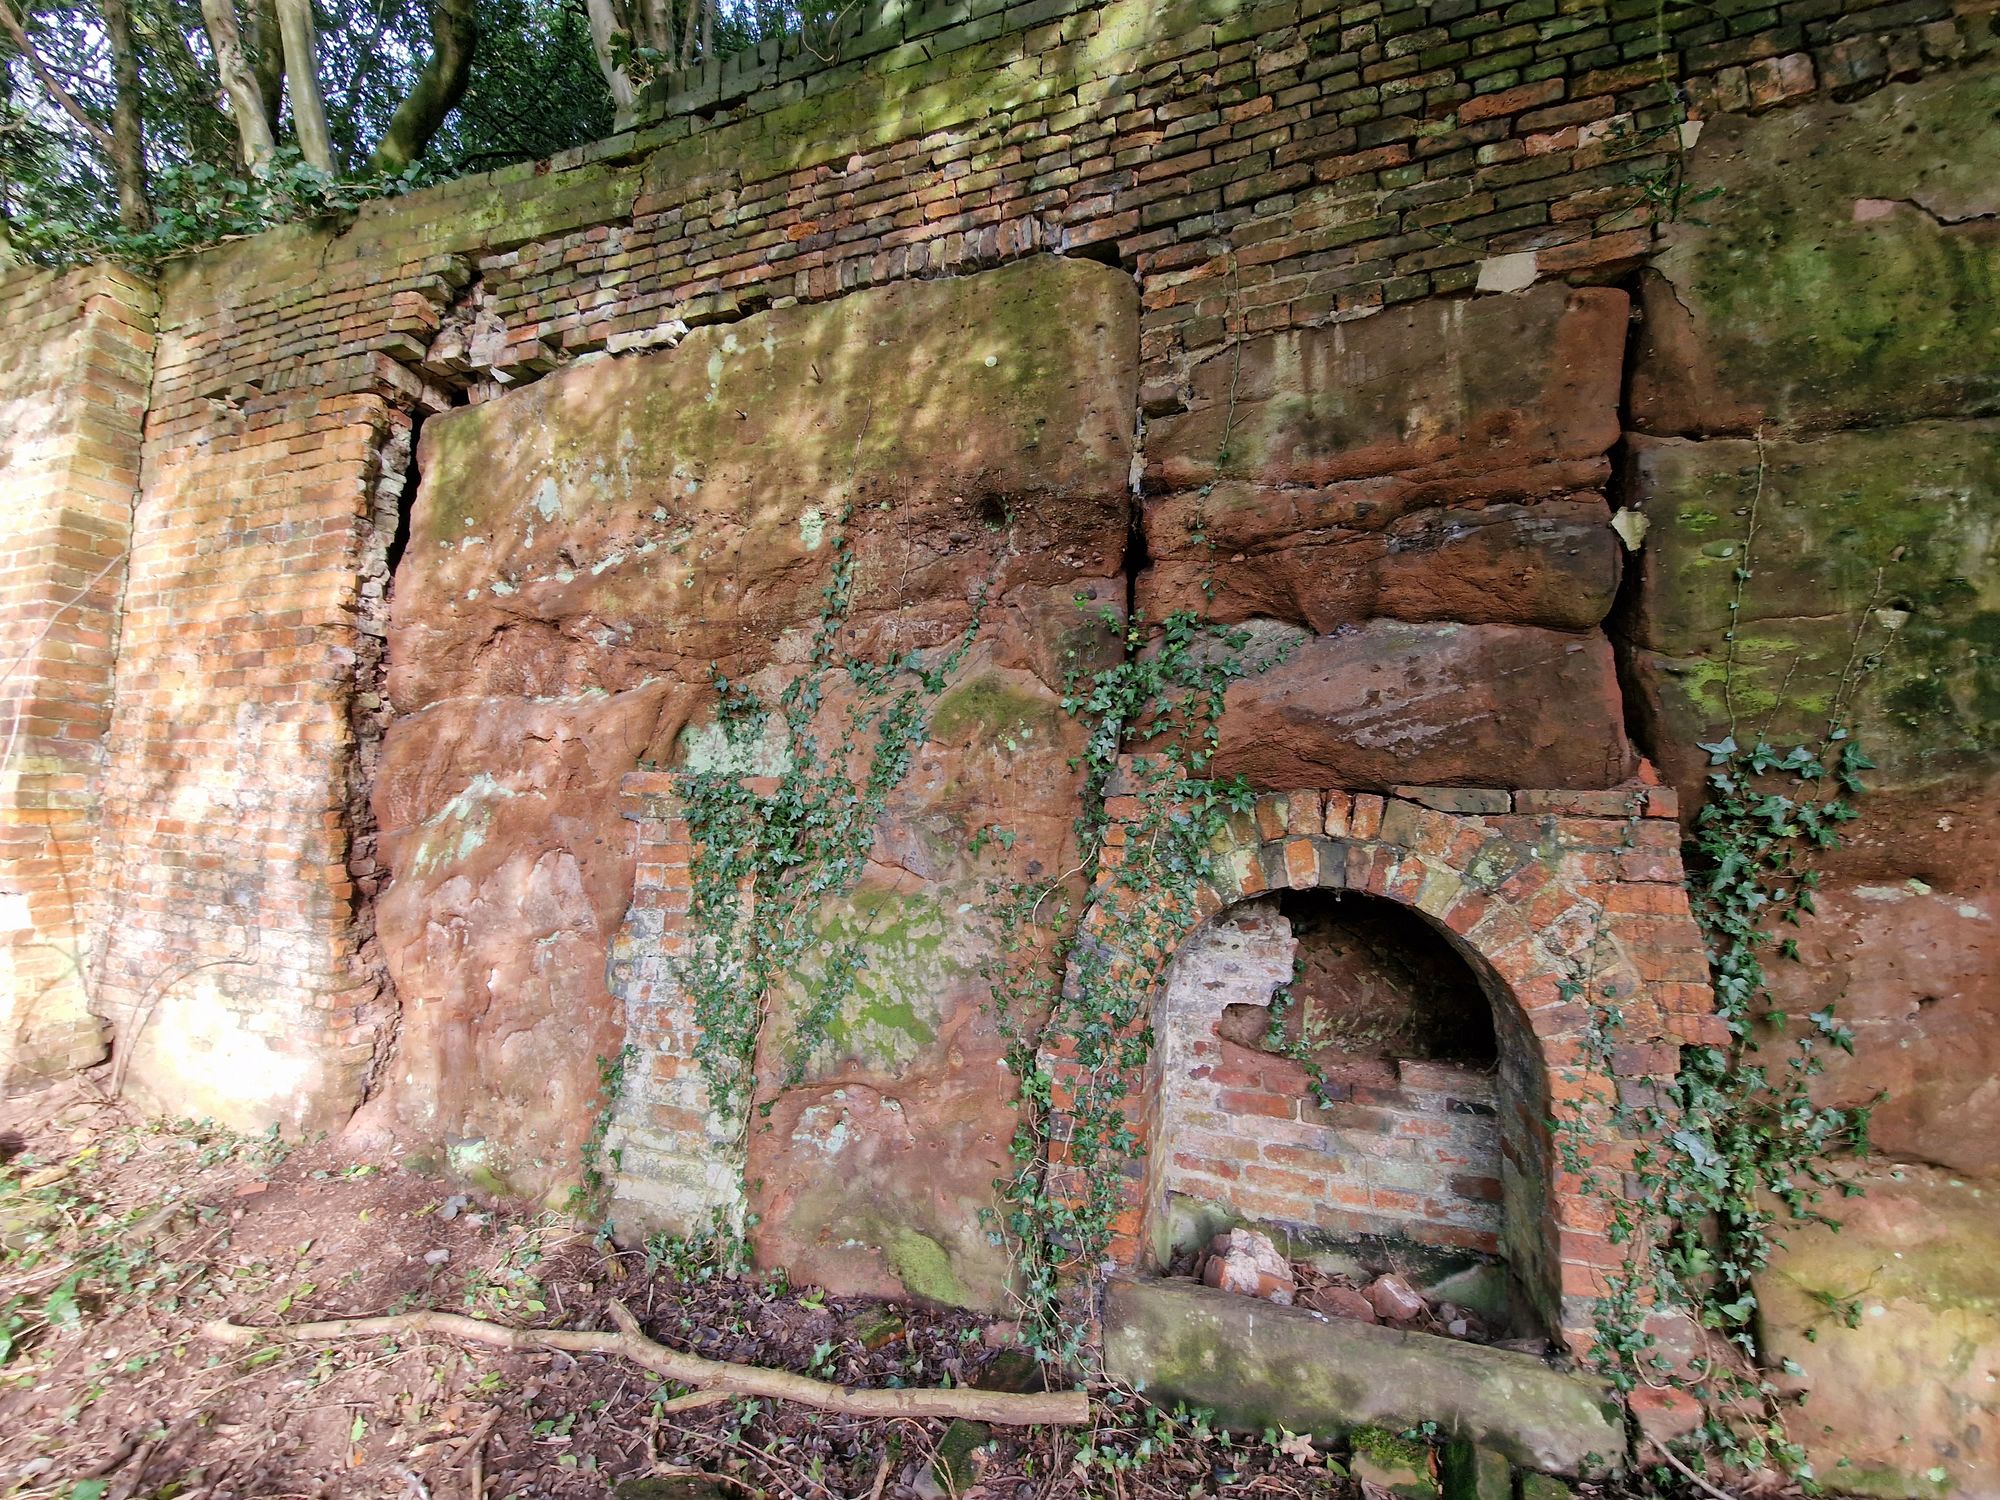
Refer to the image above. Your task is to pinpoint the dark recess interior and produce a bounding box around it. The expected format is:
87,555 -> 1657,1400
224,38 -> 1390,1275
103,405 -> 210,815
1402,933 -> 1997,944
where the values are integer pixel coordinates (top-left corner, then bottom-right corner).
1218,889 -> 1496,1066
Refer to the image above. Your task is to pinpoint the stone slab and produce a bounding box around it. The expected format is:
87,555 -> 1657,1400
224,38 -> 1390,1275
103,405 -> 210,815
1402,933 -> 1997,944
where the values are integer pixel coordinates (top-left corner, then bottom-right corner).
1631,70 -> 2000,436
1102,1277 -> 1625,1476
1208,621 -> 1633,792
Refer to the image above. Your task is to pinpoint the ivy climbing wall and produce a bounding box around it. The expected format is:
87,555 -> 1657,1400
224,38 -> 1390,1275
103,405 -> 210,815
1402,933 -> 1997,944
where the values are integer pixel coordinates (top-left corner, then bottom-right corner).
0,0 -> 1995,1487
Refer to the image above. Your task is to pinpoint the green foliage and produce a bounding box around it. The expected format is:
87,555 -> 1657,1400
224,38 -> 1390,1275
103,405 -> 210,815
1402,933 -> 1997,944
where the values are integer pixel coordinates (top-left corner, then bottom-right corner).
1551,488 -> 1891,1485
2,0 -> 612,266
982,605 -> 1281,1364
643,1209 -> 755,1285
0,1117 -> 284,1367
1350,1424 -> 1430,1469
6,147 -> 426,269
673,504 -> 984,1142
574,1043 -> 638,1214
1260,966 -> 1342,1111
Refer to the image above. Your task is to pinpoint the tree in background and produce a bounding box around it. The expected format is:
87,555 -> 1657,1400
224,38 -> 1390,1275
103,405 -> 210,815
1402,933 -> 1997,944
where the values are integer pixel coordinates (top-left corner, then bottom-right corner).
0,0 -> 615,265
0,0 -> 859,267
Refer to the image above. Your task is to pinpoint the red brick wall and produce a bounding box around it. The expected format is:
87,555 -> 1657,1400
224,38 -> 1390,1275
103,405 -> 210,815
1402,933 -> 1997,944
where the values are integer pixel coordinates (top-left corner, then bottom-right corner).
1153,899 -> 1508,1259
0,264 -> 154,1094
1040,766 -> 1709,1351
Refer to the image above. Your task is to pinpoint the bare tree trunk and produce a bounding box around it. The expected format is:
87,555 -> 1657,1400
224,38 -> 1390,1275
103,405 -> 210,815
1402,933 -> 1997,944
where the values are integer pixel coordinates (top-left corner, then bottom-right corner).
678,0 -> 697,67
99,0 -> 152,231
642,0 -> 673,59
199,0 -> 276,170
275,0 -> 333,171
367,0 -> 477,172
584,0 -> 637,119
248,0 -> 284,138
699,0 -> 711,64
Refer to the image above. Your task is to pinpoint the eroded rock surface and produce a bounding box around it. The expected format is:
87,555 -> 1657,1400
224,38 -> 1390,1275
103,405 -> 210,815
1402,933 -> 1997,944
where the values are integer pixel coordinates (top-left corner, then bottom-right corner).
1757,1167 -> 2000,1500
1617,423 -> 1999,808
1630,71 -> 2000,436
1141,282 -> 1632,790
1209,621 -> 1632,792
367,257 -> 1139,1266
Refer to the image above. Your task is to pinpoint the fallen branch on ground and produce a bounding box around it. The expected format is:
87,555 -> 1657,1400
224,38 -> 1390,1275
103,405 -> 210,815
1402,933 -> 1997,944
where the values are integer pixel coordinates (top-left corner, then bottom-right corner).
202,1299 -> 1088,1426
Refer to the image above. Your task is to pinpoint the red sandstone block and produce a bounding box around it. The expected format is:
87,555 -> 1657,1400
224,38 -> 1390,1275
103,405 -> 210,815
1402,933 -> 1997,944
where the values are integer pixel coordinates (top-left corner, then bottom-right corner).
1536,227 -> 1652,274
1283,838 -> 1319,889
1601,882 -> 1690,917
1667,1012 -> 1730,1048
1173,1152 -> 1240,1181
1284,791 -> 1324,837
1244,1163 -> 1324,1198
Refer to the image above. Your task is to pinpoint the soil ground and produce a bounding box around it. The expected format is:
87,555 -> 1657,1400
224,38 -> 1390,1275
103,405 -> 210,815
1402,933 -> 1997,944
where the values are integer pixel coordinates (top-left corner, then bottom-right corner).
0,1080 -> 1369,1500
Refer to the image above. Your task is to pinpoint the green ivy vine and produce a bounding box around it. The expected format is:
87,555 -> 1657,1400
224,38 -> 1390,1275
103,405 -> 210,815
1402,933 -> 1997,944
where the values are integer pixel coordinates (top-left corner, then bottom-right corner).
671,505 -> 985,1171
980,607 -> 1283,1362
1554,455 -> 1897,1486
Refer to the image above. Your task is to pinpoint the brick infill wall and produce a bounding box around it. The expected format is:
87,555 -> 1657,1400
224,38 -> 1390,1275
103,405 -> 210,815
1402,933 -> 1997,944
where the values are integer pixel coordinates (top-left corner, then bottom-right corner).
0,265 -> 155,1094
607,758 -> 1713,1352
1151,900 -> 1509,1258
1037,761 -> 1713,1353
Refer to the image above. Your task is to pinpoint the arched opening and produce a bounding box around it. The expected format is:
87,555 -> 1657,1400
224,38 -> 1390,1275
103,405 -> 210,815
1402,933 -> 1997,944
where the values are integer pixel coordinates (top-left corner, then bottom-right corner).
1142,888 -> 1554,1343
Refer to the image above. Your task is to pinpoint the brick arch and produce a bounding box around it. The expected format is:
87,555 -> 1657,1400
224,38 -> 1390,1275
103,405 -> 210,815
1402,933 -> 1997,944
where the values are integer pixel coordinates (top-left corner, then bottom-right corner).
1041,767 -> 1719,1352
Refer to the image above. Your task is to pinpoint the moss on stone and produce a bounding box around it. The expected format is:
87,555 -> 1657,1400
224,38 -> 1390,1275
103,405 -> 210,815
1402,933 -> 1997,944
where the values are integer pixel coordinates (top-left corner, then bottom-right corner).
1353,1425 -> 1433,1470
1655,70 -> 2000,429
788,889 -> 955,1075
1626,422 -> 1999,791
929,672 -> 1061,745
885,1226 -> 969,1307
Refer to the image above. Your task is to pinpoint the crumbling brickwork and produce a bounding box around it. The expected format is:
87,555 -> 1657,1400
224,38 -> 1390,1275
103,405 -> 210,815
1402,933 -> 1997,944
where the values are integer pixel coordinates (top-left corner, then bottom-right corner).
0,264 -> 154,1094
1034,769 -> 1706,1349
1151,901 -> 1508,1258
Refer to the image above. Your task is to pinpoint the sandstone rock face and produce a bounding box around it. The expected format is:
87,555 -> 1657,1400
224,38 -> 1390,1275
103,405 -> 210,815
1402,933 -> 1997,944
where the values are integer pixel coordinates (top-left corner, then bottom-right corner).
1616,424 -> 1999,809
390,258 -> 1136,713
1140,285 -> 1628,637
1631,71 -> 2000,437
1762,875 -> 2000,1179
1613,79 -> 2000,1196
1140,282 -> 1632,791
1757,1167 -> 2000,1500
369,257 -> 1139,1301
1145,284 -> 1628,496
361,686 -> 687,1193
1209,621 -> 1632,792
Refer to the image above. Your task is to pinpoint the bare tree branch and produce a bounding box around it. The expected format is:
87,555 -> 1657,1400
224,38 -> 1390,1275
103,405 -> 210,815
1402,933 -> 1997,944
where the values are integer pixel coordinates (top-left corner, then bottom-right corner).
0,0 -> 118,154
204,1300 -> 1091,1426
